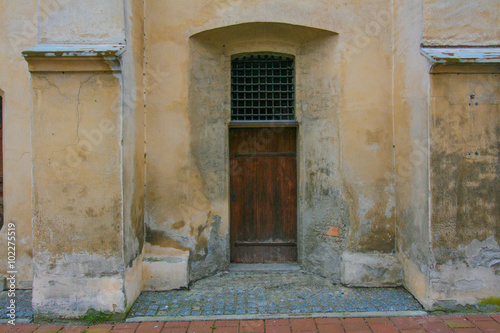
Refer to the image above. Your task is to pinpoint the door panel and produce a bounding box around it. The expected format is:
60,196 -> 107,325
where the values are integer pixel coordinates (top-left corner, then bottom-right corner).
230,127 -> 297,263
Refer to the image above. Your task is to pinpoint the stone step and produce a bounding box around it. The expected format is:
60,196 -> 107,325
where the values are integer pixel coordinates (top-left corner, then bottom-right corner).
228,263 -> 302,272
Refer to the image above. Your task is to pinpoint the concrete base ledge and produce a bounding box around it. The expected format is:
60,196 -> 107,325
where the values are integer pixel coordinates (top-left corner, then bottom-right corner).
142,251 -> 189,291
32,274 -> 126,318
341,252 -> 403,287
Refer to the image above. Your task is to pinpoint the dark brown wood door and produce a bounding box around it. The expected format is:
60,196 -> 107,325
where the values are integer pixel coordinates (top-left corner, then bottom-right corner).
230,127 -> 297,263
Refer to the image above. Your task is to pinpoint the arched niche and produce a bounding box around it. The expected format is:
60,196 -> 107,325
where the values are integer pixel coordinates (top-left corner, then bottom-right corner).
186,22 -> 347,280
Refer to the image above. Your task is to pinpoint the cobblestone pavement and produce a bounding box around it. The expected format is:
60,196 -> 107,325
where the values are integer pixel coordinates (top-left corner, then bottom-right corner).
128,270 -> 423,320
1,315 -> 500,332
0,289 -> 32,322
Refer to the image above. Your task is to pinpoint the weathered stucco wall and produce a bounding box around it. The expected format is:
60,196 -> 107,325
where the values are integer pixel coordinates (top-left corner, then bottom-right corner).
38,0 -> 125,44
144,0 -> 398,284
0,0 -> 38,287
121,0 -> 146,307
428,70 -> 499,307
395,0 -> 500,310
393,0 -> 433,308
24,0 -> 144,318
30,65 -> 125,317
422,0 -> 500,310
423,0 -> 500,46
0,0 -> 497,317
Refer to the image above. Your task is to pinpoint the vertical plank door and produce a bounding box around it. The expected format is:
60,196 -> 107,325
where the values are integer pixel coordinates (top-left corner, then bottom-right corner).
230,127 -> 297,263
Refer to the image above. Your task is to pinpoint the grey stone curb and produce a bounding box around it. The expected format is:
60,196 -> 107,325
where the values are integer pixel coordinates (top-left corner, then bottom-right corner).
126,310 -> 428,323
0,318 -> 32,324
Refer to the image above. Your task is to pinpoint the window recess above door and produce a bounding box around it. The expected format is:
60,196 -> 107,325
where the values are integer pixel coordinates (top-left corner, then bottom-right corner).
231,54 -> 296,122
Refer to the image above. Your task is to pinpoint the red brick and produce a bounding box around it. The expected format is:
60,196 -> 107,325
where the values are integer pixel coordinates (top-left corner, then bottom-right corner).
415,316 -> 443,324
440,316 -> 467,320
8,324 -> 40,333
85,324 -> 113,333
161,328 -> 186,333
137,322 -> 164,333
266,319 -> 290,326
473,320 -> 500,333
369,323 -> 399,333
187,321 -> 214,333
465,315 -> 494,322
112,323 -> 139,330
163,322 -> 190,328
34,325 -> 63,333
240,320 -> 265,333
344,330 -> 371,333
443,318 -> 475,328
5,328 -> 32,333
0,326 -> 12,333
315,318 -> 340,325
58,326 -> 87,333
110,329 -> 137,333
111,323 -> 141,333
419,322 -> 454,333
366,318 -> 392,324
317,323 -> 344,333
340,318 -> 369,331
400,330 -> 426,333
390,317 -> 422,330
452,328 -> 483,333
88,325 -> 113,329
161,327 -> 187,333
491,314 -> 500,323
266,326 -> 292,333
240,320 -> 264,326
290,318 -> 316,331
213,327 -> 238,333
214,320 -> 239,327
78,327 -> 107,333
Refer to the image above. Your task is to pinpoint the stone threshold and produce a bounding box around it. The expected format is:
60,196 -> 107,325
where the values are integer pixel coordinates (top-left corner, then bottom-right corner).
228,263 -> 301,272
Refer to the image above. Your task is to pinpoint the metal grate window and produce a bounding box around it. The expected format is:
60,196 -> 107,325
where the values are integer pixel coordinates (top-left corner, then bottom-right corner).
231,54 -> 295,121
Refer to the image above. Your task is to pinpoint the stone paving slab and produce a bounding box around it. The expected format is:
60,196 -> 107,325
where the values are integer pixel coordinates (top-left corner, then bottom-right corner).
1,270 -> 425,324
127,270 -> 424,321
0,290 -> 33,323
1,315 -> 500,332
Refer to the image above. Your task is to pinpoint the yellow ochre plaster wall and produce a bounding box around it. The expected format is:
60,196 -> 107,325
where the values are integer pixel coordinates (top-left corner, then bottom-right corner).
0,0 -> 497,318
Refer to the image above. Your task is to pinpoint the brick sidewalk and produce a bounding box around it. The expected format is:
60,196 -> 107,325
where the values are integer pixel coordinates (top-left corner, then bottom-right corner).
1,315 -> 499,333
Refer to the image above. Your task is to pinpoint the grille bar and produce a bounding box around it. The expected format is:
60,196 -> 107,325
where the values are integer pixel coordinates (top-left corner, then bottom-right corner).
231,54 -> 295,121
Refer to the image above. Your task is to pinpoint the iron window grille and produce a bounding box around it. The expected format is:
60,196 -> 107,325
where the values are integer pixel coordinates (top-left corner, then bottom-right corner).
231,54 -> 295,121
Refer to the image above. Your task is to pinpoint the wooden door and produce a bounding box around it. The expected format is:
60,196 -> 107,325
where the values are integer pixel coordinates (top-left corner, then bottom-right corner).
230,127 -> 297,263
